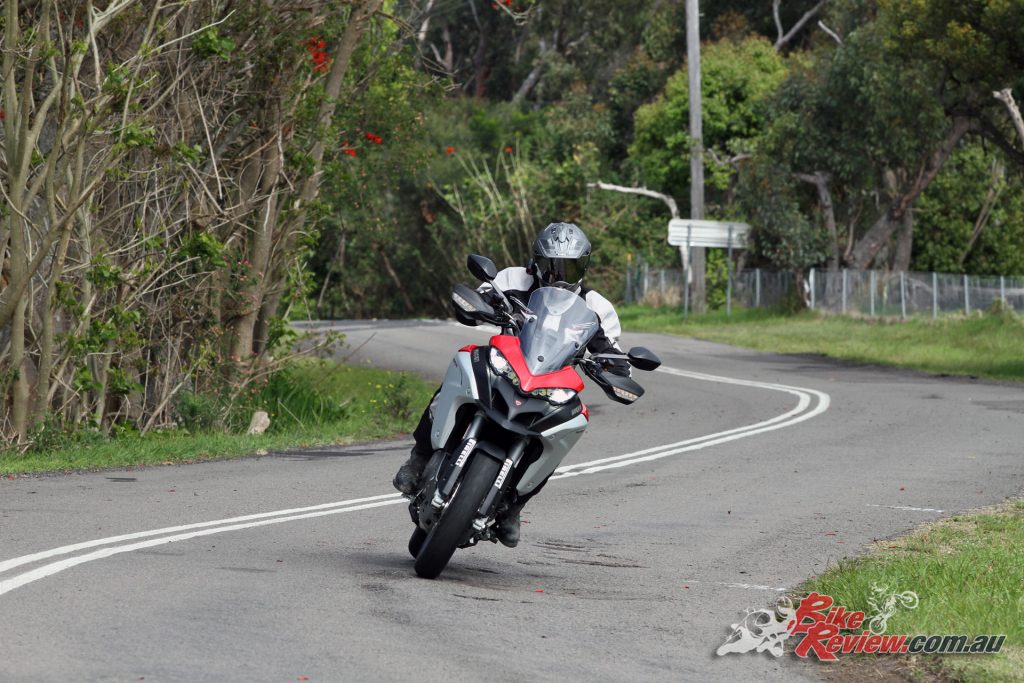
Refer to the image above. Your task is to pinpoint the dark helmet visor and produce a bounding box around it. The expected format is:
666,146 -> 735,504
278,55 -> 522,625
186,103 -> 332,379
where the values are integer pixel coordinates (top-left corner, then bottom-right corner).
535,255 -> 589,286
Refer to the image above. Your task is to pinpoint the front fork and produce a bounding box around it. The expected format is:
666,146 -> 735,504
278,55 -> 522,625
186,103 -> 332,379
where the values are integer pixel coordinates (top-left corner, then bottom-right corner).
427,411 -> 528,535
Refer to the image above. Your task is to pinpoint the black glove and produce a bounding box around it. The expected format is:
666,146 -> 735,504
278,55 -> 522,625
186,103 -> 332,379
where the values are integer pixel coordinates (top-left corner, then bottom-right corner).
601,357 -> 632,377
479,288 -> 502,308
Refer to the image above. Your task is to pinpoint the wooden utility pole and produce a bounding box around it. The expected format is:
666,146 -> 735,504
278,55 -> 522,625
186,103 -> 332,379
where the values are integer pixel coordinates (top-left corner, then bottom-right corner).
686,0 -> 706,311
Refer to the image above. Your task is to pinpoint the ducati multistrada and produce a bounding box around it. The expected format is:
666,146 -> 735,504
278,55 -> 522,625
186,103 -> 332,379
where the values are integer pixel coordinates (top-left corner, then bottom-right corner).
405,254 -> 661,579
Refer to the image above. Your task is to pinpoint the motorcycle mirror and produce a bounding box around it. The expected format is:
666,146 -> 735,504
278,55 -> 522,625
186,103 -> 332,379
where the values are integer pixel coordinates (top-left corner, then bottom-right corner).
452,283 -> 495,318
627,346 -> 661,371
467,254 -> 498,282
601,372 -> 646,405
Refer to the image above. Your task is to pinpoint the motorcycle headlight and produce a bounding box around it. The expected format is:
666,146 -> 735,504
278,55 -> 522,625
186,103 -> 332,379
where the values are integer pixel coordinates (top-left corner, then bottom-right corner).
489,347 -> 519,386
531,387 -> 577,404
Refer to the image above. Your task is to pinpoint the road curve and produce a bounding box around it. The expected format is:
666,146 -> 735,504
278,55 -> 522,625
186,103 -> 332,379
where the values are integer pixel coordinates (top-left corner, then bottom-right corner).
1,320 -> 1021,682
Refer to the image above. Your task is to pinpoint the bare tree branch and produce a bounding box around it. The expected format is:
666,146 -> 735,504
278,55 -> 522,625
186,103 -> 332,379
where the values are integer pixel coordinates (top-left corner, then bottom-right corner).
773,0 -> 830,50
993,88 -> 1024,148
817,20 -> 843,45
587,181 -> 679,219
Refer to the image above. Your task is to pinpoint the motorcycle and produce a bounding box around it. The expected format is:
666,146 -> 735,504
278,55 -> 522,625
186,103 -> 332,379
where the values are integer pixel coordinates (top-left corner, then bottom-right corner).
405,254 -> 661,579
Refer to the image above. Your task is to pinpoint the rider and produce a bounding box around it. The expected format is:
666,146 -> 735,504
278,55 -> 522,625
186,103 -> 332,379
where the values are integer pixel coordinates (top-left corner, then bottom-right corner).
392,222 -> 631,547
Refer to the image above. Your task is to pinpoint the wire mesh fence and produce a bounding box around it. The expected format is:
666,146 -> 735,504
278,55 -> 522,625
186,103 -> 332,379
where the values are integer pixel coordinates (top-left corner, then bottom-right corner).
625,262 -> 1024,318
806,269 -> 1024,318
624,262 -> 684,307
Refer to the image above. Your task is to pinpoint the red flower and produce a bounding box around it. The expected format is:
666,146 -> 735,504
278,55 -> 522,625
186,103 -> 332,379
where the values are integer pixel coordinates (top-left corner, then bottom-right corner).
504,146 -> 513,153
305,36 -> 331,75
364,131 -> 383,144
344,148 -> 357,157
445,146 -> 455,155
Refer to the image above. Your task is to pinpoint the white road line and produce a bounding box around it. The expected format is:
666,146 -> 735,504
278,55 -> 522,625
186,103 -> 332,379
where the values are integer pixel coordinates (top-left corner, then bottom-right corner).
0,492 -> 401,576
866,504 -> 944,513
0,364 -> 829,597
555,368 -> 829,477
0,499 -> 404,597
682,580 -> 788,592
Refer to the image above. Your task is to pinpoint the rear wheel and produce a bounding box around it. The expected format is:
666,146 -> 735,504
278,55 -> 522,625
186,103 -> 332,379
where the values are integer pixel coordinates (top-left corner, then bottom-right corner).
413,454 -> 502,579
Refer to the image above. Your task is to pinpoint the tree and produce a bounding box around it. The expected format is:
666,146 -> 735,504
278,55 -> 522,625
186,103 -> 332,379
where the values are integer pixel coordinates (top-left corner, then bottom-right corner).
739,1 -> 996,271
0,1 -> 390,446
630,36 -> 786,213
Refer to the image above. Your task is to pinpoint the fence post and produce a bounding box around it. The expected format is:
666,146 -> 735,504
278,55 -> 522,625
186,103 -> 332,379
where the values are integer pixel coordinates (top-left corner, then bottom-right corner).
726,226 -> 734,317
841,268 -> 848,314
755,268 -> 761,308
643,262 -> 650,301
625,257 -> 634,303
964,273 -> 970,315
1000,275 -> 1006,304
659,269 -> 665,299
932,272 -> 938,319
870,270 -> 876,317
900,271 -> 907,320
809,268 -> 816,310
683,226 -> 692,320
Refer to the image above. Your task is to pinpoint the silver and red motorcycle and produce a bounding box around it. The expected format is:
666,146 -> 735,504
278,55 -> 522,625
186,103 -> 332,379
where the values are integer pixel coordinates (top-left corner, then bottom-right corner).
405,255 -> 660,579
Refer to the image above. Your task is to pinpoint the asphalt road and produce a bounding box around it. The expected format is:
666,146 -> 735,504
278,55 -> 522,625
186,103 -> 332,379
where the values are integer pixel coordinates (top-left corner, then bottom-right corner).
1,319 -> 1022,682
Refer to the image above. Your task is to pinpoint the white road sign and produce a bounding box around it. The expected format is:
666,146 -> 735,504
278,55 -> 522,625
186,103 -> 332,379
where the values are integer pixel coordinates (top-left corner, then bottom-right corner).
668,219 -> 751,249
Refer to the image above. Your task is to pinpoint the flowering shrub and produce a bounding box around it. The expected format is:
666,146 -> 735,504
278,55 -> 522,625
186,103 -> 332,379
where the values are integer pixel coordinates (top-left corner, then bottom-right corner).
306,37 -> 330,74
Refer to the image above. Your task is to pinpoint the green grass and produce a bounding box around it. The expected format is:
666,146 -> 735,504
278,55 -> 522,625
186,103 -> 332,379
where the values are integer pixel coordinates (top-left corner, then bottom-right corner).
0,362 -> 434,476
799,501 -> 1024,682
620,305 -> 1024,381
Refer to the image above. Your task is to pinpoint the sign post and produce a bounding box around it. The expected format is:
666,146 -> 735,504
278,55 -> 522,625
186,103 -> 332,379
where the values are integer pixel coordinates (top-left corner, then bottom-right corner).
683,225 -> 692,319
669,219 -> 750,317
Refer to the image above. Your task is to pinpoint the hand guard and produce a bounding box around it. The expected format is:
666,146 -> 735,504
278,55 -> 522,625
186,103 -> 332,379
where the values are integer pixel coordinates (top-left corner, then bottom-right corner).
454,307 -> 480,326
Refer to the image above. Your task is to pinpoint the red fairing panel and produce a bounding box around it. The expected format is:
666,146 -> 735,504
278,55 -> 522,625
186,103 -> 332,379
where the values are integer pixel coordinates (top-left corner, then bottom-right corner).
490,335 -> 584,393
458,344 -> 478,353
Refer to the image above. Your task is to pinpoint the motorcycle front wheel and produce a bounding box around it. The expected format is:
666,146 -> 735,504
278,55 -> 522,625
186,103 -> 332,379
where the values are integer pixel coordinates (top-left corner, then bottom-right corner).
408,526 -> 427,557
413,453 -> 502,579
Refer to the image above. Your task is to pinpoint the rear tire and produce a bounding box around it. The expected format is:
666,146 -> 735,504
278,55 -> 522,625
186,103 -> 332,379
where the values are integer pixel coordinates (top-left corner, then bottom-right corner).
408,526 -> 427,558
413,454 -> 502,579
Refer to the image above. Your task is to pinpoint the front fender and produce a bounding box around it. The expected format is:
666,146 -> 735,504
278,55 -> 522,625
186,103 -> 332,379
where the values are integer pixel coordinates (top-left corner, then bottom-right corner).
430,350 -> 480,450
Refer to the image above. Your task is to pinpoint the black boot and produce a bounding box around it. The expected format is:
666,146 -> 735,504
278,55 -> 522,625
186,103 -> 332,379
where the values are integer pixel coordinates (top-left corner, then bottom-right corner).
393,448 -> 430,494
495,501 -> 527,548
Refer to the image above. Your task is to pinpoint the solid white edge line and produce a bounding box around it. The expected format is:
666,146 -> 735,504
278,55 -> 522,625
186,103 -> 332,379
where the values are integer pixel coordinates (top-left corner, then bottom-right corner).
866,504 -> 944,513
682,580 -> 788,592
0,363 -> 830,596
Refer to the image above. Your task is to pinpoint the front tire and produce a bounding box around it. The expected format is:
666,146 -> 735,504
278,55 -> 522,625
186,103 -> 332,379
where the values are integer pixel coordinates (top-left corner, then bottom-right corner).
413,454 -> 502,579
408,526 -> 427,558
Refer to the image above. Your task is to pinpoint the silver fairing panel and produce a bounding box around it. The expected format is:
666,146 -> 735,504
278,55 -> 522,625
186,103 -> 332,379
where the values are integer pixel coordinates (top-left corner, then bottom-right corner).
516,413 -> 589,495
430,351 -> 478,450
430,348 -> 589,495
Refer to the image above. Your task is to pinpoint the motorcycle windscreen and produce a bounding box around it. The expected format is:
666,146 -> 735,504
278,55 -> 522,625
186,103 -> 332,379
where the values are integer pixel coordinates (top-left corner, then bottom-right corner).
518,287 -> 599,375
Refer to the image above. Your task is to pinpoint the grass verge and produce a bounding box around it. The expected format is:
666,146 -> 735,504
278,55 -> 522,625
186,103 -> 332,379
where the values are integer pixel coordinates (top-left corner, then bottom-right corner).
619,305 -> 1024,382
800,501 -> 1024,682
0,361 -> 434,476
